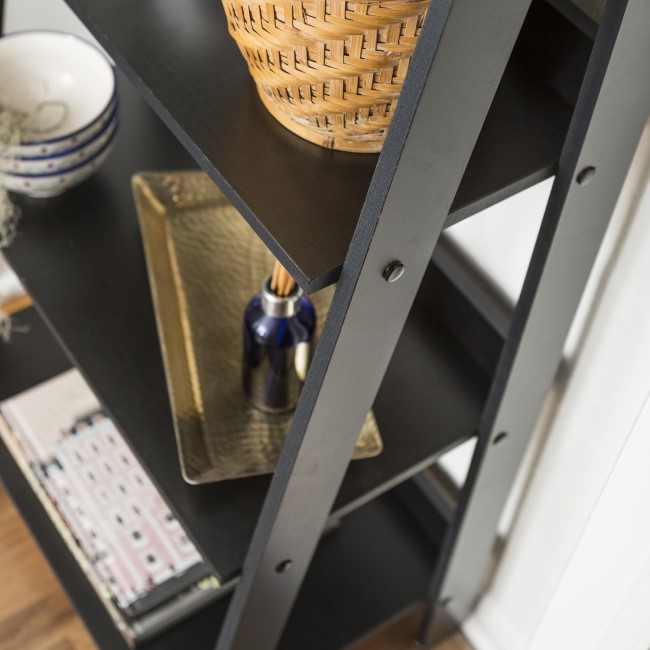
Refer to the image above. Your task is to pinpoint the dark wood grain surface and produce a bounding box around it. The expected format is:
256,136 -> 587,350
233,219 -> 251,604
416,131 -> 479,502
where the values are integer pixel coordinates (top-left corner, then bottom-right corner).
0,0 -> 593,645
0,498 -> 470,650
0,442 -> 438,650
3,78 -> 487,578
62,0 -> 574,291
0,308 -> 71,402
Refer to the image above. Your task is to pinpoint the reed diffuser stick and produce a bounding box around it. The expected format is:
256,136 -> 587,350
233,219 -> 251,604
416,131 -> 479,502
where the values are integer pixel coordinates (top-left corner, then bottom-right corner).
270,260 -> 296,297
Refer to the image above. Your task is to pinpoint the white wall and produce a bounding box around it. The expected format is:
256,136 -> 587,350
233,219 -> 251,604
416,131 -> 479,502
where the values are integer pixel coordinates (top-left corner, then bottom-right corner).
463,125 -> 650,650
5,0 -> 96,42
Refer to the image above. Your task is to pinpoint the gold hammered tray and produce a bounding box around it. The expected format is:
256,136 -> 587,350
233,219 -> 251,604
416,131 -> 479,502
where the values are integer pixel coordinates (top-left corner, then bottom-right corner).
133,171 -> 382,484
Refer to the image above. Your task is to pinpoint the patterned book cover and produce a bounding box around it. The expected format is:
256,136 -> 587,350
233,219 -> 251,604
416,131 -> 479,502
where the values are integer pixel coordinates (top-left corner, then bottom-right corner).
0,369 -> 229,645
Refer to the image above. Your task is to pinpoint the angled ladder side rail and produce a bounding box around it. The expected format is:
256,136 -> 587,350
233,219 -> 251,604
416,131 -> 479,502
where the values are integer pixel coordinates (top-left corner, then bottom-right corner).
215,0 -> 536,647
422,0 -> 650,642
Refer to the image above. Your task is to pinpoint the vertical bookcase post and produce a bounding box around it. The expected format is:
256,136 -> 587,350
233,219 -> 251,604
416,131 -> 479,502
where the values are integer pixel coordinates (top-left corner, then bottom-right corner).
215,1 -> 536,647
422,0 -> 650,642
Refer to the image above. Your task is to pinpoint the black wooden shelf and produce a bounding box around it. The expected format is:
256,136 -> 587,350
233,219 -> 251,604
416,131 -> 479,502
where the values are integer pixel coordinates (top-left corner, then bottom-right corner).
2,0 -> 589,598
0,0 -> 603,646
0,435 -> 437,650
0,439 -> 158,650
4,74 -> 488,581
0,307 -> 71,402
0,317 -> 438,648
60,0 -> 575,292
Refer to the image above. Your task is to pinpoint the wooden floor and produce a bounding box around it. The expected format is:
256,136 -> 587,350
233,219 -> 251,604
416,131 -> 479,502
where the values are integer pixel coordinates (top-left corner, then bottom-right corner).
0,485 -> 471,650
348,603 -> 472,650
0,486 -> 95,650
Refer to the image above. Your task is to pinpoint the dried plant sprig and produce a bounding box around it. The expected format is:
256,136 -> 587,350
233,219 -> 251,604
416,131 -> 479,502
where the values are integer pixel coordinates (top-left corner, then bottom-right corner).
0,104 -> 25,249
22,100 -> 69,137
0,307 -> 31,343
0,188 -> 20,249
0,102 -> 26,152
0,100 -> 69,147
0,100 -> 71,250
0,309 -> 11,343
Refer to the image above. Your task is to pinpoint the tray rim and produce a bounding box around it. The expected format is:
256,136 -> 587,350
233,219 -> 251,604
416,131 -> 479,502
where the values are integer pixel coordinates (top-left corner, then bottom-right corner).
133,171 -> 383,485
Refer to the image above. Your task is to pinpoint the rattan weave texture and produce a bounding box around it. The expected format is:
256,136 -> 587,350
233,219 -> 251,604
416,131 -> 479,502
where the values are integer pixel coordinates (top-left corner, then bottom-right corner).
222,0 -> 429,152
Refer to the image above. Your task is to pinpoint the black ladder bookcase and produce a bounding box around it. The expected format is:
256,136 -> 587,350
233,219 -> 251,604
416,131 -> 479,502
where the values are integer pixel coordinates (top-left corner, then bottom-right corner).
0,0 -> 647,648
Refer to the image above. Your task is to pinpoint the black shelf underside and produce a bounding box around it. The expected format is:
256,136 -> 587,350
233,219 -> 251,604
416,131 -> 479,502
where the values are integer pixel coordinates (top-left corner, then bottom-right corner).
5,76 -> 488,580
62,0 -> 574,292
0,374 -> 437,650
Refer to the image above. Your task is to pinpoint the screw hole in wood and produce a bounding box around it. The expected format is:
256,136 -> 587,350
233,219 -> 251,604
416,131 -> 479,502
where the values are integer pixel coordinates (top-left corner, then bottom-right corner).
576,166 -> 596,185
276,559 -> 293,574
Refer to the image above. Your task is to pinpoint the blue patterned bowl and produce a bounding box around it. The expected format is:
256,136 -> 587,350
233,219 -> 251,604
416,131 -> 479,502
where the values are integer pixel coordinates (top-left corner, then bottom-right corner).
0,106 -> 119,174
0,126 -> 118,198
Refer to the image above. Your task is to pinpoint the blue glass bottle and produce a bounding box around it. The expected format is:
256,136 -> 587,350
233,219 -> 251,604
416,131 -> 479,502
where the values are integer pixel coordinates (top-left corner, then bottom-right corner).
243,276 -> 316,413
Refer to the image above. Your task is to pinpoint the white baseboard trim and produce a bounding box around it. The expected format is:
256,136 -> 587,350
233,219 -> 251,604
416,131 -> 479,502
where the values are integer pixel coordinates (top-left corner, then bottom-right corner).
462,594 -> 528,650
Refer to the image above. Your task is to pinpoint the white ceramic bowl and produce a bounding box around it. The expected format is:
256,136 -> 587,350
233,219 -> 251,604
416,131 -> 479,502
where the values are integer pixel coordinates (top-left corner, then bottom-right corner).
0,31 -> 117,158
0,132 -> 118,198
0,107 -> 119,174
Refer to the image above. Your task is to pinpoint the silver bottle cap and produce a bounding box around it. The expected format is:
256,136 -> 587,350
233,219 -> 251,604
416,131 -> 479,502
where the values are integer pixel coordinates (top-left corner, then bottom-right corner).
260,276 -> 303,318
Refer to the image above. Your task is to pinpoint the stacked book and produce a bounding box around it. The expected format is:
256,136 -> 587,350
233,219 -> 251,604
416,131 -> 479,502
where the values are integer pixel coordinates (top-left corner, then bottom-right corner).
0,368 -> 231,646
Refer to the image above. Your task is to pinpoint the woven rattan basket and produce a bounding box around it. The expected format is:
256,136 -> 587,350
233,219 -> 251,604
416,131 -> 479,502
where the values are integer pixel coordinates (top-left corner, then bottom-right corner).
221,0 -> 430,153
